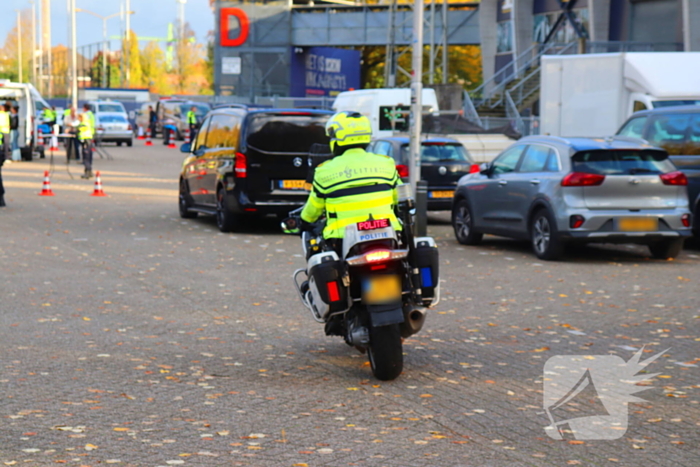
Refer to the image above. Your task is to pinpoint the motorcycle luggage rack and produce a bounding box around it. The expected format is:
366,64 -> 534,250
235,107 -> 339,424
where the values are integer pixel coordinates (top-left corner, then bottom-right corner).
292,268 -> 324,323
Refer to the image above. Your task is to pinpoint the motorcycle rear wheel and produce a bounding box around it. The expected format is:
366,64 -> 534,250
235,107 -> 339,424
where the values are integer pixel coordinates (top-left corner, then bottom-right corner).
368,324 -> 403,380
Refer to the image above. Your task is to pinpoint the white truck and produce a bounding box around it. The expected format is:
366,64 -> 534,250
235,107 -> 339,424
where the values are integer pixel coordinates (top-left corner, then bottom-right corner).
332,88 -> 440,138
0,80 -> 51,160
540,52 -> 700,137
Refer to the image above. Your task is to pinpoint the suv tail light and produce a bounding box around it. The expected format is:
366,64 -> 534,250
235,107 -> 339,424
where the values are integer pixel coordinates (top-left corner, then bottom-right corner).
659,171 -> 687,186
234,152 -> 247,178
681,213 -> 691,227
127,124 -> 132,131
396,164 -> 409,178
570,215 -> 585,229
561,172 -> 605,187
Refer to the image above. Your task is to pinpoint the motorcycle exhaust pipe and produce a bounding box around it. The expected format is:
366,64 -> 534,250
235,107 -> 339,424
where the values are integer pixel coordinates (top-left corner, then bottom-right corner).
400,306 -> 426,338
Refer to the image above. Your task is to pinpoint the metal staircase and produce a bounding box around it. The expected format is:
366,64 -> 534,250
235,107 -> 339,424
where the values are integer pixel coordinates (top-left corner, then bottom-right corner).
469,42 -> 578,119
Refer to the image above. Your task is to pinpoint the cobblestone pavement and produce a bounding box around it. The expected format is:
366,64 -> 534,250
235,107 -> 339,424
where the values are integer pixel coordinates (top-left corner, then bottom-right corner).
0,143 -> 698,466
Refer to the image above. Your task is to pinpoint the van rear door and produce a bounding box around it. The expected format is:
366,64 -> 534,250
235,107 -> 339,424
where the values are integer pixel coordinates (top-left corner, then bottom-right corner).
244,111 -> 331,202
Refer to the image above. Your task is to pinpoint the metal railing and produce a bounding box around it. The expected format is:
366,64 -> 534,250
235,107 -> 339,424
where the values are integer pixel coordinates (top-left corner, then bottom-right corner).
471,41 -> 579,111
585,41 -> 683,53
212,94 -> 335,110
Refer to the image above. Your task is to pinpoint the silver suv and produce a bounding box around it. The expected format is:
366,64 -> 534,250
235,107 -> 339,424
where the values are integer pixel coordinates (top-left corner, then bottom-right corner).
451,136 -> 692,260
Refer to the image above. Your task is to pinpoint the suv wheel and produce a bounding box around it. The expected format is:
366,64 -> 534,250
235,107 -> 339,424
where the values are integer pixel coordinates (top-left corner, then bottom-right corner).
530,209 -> 564,261
452,199 -> 483,245
216,187 -> 240,233
178,180 -> 197,219
648,238 -> 684,260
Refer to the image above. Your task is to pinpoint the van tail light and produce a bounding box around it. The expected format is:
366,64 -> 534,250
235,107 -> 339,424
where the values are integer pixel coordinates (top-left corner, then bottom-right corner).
469,164 -> 480,174
326,281 -> 341,302
396,164 -> 409,178
561,172 -> 605,187
659,171 -> 687,186
127,124 -> 132,131
234,152 -> 247,178
681,213 -> 691,227
97,126 -> 105,132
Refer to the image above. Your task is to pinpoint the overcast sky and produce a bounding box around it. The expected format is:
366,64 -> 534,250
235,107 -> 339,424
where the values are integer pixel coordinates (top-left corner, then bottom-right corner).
1,0 -> 214,49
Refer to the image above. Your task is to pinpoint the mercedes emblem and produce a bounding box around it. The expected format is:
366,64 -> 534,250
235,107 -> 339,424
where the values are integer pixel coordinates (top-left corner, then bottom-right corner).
439,166 -> 447,175
293,157 -> 303,167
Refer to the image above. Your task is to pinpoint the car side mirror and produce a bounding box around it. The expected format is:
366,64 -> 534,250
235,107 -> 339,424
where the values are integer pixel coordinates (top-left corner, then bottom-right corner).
479,163 -> 491,176
180,142 -> 192,153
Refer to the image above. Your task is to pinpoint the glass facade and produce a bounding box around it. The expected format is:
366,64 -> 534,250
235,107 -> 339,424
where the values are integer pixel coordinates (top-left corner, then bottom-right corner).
533,8 -> 589,43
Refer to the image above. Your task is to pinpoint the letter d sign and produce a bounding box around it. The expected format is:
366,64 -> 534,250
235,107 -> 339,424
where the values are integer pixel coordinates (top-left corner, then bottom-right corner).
220,8 -> 249,47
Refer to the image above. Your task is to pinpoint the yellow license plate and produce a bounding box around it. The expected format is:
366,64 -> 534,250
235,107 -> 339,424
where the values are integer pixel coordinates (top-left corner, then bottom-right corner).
362,275 -> 402,304
430,190 -> 454,199
279,180 -> 307,190
618,217 -> 658,232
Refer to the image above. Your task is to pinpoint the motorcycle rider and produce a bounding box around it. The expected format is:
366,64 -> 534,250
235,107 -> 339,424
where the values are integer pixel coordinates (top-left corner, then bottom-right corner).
292,111 -> 402,253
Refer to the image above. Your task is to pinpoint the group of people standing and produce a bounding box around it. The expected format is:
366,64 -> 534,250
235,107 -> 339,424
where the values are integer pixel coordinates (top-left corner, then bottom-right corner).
55,104 -> 95,179
0,102 -> 21,207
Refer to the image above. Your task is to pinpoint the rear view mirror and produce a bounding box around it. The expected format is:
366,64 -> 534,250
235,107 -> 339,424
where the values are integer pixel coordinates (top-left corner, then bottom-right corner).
180,142 -> 192,153
479,163 -> 491,175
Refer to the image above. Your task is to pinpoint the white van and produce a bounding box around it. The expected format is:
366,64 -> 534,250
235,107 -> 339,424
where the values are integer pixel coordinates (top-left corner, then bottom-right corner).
0,80 -> 50,160
332,88 -> 440,138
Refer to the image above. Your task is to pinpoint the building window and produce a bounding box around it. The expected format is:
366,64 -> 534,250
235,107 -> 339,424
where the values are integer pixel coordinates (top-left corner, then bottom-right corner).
497,21 -> 513,53
533,8 -> 589,44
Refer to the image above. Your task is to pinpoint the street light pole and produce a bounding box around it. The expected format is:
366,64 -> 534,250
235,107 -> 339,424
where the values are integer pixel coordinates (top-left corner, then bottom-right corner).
70,0 -> 77,109
409,0 -> 424,196
16,10 -> 23,83
76,9 -> 123,89
31,2 -> 37,86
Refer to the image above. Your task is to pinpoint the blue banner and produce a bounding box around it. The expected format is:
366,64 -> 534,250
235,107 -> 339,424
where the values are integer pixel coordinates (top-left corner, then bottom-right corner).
290,47 -> 361,98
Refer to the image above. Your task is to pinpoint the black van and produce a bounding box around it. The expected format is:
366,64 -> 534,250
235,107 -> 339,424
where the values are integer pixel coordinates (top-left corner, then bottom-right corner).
617,105 -> 700,236
178,107 -> 333,232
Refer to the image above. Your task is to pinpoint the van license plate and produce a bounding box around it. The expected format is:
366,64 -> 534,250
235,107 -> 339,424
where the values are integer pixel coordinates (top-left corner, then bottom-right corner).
430,190 -> 454,199
618,218 -> 658,232
278,180 -> 307,190
362,275 -> 402,304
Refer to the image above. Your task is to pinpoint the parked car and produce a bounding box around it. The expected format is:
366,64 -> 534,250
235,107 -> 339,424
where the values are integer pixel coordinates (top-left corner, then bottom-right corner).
366,136 -> 479,211
617,105 -> 700,237
178,107 -> 333,232
451,136 -> 692,260
156,99 -> 211,140
95,113 -> 133,146
87,100 -> 128,115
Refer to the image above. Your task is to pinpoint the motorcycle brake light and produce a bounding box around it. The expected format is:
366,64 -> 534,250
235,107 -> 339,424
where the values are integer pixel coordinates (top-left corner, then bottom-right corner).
326,281 -> 340,302
365,250 -> 391,263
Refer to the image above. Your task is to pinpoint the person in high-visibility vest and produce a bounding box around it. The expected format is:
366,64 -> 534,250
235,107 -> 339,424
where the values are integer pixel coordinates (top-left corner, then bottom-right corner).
78,113 -> 95,179
187,106 -> 198,140
293,111 -> 401,252
43,106 -> 57,130
0,104 -> 11,164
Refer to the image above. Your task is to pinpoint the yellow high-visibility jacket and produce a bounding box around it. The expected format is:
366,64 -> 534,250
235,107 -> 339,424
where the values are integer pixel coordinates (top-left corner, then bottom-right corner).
301,147 -> 401,239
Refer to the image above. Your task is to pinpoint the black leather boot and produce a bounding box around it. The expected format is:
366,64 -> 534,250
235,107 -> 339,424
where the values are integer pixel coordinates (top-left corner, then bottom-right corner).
0,195 -> 6,207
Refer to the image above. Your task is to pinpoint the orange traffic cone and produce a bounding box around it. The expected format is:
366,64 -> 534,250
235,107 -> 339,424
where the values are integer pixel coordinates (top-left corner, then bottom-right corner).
184,128 -> 191,144
137,126 -> 145,139
167,129 -> 176,149
37,128 -> 45,147
38,171 -> 55,196
91,171 -> 107,197
145,128 -> 153,146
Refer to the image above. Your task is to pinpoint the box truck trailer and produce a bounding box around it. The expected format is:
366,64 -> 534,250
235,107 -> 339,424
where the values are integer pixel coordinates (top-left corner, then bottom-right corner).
540,52 -> 700,137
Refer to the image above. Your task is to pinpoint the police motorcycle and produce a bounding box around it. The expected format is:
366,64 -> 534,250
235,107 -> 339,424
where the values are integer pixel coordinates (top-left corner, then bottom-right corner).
281,183 -> 439,381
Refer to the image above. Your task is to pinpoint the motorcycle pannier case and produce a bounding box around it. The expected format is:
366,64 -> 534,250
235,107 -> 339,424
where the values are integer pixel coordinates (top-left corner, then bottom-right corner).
414,237 -> 439,306
308,251 -> 349,317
